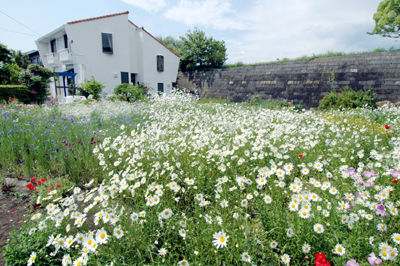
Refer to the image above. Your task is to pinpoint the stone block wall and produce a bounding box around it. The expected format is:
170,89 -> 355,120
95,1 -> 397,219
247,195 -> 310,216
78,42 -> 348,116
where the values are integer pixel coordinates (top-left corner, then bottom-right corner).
176,51 -> 400,107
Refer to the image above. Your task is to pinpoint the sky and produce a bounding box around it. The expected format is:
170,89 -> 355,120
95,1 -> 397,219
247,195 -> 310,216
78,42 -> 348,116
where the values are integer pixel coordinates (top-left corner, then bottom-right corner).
0,0 -> 398,64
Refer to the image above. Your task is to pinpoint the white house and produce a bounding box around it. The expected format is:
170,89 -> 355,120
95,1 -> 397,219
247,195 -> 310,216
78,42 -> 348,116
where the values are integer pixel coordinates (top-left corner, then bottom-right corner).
35,11 -> 180,100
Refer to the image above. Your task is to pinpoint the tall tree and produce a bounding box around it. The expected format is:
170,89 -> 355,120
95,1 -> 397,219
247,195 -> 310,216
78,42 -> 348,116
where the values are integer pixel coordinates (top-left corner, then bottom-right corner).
0,43 -> 21,84
157,36 -> 183,55
179,29 -> 227,71
371,0 -> 400,38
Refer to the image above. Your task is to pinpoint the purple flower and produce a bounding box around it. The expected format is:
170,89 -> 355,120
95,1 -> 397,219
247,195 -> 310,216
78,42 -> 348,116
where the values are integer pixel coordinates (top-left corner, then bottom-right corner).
390,169 -> 400,178
346,167 -> 356,176
375,204 -> 388,217
368,252 -> 382,265
346,259 -> 360,266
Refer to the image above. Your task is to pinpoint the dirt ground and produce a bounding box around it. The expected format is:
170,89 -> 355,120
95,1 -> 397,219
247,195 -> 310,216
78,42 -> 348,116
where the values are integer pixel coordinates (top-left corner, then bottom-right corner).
0,179 -> 32,266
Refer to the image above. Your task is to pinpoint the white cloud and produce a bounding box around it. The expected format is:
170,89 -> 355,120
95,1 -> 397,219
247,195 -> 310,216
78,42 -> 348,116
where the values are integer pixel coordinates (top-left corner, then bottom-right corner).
225,0 -> 393,63
122,0 -> 166,13
164,0 -> 246,30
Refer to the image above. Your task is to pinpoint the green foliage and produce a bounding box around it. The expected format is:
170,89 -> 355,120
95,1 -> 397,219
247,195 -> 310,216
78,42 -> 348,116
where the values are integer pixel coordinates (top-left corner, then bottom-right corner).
0,43 -> 32,85
157,35 -> 183,55
319,86 -> 377,109
0,84 -> 30,103
179,29 -> 227,71
18,64 -> 56,104
0,63 -> 22,85
113,83 -> 148,102
0,43 -> 12,64
2,221 -> 64,265
78,77 -> 104,100
11,50 -> 30,69
371,0 -> 400,38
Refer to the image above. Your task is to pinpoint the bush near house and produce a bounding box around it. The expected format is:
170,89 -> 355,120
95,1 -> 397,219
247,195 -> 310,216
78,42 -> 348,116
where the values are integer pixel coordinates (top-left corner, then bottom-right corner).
18,64 -> 56,104
113,83 -> 148,102
0,85 -> 30,103
78,77 -> 104,100
319,86 -> 377,109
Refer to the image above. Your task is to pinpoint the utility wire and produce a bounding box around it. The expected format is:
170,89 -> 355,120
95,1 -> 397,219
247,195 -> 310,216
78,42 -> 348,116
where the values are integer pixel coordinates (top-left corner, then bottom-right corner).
0,27 -> 37,36
0,9 -> 40,36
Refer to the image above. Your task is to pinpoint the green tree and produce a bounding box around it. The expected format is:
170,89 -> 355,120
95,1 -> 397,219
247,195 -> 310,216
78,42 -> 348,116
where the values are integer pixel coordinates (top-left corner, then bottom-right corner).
0,43 -> 12,64
0,43 -> 21,84
157,36 -> 183,55
11,50 -> 30,69
371,0 -> 400,38
179,29 -> 227,71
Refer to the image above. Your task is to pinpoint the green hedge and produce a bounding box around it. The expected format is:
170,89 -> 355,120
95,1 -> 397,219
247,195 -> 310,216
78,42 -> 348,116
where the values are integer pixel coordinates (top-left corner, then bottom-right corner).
0,84 -> 31,103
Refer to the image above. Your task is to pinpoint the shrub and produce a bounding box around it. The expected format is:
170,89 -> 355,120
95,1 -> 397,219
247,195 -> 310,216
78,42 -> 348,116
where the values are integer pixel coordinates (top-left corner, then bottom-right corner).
78,77 -> 104,100
0,84 -> 31,103
319,86 -> 377,109
18,64 -> 56,104
113,83 -> 148,102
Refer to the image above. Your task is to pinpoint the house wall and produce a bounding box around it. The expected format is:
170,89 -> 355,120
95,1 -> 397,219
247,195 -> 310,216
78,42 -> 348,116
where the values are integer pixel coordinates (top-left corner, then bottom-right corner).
137,30 -> 180,94
65,14 -> 131,96
36,13 -> 180,99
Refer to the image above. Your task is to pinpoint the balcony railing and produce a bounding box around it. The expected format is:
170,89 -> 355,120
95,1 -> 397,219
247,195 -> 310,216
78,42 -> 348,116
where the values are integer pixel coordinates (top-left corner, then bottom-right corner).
45,53 -> 57,65
58,48 -> 72,62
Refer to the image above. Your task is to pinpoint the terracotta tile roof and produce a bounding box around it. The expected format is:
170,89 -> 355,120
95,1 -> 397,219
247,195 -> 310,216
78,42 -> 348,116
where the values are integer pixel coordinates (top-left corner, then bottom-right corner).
67,11 -> 129,25
67,11 -> 179,58
140,26 -> 180,58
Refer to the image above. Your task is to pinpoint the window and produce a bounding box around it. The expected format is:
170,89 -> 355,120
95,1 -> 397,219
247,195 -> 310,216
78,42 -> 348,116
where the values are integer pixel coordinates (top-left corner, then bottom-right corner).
50,39 -> 56,53
130,73 -> 136,84
157,55 -> 164,72
64,34 -> 68,49
157,83 -> 164,94
121,72 -> 129,84
102,33 -> 113,53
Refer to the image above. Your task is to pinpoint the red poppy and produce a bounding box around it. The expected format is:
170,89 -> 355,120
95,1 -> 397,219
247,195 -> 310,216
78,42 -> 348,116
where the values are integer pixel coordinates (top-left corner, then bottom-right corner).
56,184 -> 61,188
19,105 -> 22,109
49,187 -> 53,191
11,210 -> 16,214
40,178 -> 46,183
298,154 -> 303,158
30,177 -> 37,182
8,97 -> 14,102
37,181 -> 41,185
26,183 -> 34,190
385,125 -> 390,130
314,253 -> 330,266
18,219 -> 23,223
392,179 -> 398,184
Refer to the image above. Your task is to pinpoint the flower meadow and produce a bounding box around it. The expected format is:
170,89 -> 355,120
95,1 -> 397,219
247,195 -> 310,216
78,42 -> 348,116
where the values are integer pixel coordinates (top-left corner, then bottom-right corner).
2,94 -> 400,265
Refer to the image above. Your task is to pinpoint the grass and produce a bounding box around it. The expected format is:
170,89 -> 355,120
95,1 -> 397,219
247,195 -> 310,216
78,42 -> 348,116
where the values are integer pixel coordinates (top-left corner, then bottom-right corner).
1,93 -> 400,265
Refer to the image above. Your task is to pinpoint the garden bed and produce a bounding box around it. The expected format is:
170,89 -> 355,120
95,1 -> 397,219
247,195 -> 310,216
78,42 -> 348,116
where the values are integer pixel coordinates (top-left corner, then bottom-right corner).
1,94 -> 399,265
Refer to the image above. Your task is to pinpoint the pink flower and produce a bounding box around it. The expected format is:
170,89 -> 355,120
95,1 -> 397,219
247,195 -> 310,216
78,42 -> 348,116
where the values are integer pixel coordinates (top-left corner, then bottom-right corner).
368,253 -> 382,265
346,259 -> 359,266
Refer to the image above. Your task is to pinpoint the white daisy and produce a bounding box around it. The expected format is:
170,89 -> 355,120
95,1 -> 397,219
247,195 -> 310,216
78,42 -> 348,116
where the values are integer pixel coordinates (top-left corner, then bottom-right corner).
212,230 -> 229,249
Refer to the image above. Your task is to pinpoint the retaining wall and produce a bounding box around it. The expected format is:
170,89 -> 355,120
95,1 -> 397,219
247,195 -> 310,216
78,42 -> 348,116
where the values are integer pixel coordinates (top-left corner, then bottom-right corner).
177,51 -> 400,107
